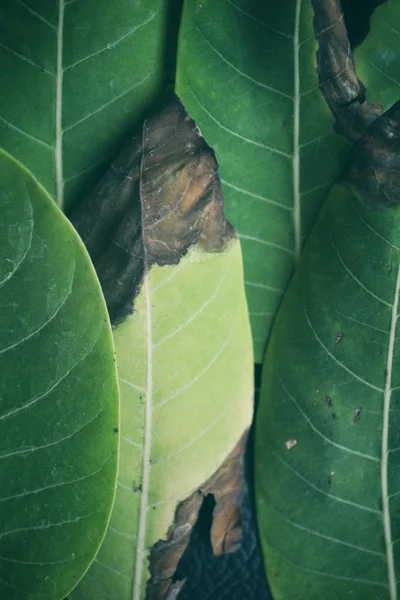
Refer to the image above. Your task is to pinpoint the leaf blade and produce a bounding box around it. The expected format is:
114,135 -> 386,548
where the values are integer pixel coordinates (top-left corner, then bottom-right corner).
70,97 -> 254,600
0,148 -> 119,600
0,0 -> 168,211
176,0 -> 350,361
254,170 -> 400,598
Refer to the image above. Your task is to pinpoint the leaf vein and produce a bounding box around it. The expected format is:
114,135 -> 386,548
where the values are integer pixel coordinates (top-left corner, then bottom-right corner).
330,233 -> 391,308
62,72 -> 153,133
268,501 -> 384,556
16,0 -> 56,30
154,308 -> 240,408
194,20 -> 292,99
224,0 -> 291,38
0,116 -> 53,150
0,42 -> 54,75
271,447 -> 381,514
186,79 -> 292,157
303,303 -> 384,393
220,178 -> 291,210
239,233 -> 293,255
63,11 -> 158,71
0,334 -> 101,422
0,198 -> 33,289
277,374 -> 379,461
0,262 -> 75,356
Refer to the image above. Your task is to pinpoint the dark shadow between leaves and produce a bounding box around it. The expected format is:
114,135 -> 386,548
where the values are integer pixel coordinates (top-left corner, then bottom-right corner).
341,0 -> 387,48
172,389 -> 271,600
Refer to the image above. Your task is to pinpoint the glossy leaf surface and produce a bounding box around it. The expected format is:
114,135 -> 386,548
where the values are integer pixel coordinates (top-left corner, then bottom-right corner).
0,149 -> 119,600
70,97 -> 254,600
0,0 -> 167,211
255,180 -> 400,600
176,0 -> 349,361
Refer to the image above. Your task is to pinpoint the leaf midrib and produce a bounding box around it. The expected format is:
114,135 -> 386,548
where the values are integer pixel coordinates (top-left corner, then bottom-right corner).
293,0 -> 301,260
382,263 -> 400,600
55,0 -> 64,209
132,128 -> 154,600
132,275 -> 153,600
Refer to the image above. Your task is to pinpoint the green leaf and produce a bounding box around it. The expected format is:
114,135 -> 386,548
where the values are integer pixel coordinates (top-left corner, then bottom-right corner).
354,0 -> 400,110
0,0 -> 168,212
255,176 -> 400,599
69,96 -> 254,600
175,0 -> 349,361
0,148 -> 119,599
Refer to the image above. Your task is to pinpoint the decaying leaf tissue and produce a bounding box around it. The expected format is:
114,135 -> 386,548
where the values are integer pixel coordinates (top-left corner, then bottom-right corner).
70,95 -> 254,600
71,96 -> 235,325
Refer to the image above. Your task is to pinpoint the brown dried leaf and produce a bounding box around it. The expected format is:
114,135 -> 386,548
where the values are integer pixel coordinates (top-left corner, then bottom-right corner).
70,94 -> 234,325
145,432 -> 248,600
343,99 -> 400,207
313,0 -> 382,141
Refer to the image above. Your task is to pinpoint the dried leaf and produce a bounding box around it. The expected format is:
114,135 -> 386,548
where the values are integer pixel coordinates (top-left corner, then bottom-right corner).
146,432 -> 248,600
313,0 -> 382,141
343,100 -> 400,207
71,94 -> 234,324
70,95 -> 253,600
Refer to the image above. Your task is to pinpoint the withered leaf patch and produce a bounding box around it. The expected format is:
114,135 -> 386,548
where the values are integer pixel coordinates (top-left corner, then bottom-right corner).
146,432 -> 248,600
343,100 -> 400,207
313,0 -> 382,142
70,94 -> 234,325
70,95 -> 251,600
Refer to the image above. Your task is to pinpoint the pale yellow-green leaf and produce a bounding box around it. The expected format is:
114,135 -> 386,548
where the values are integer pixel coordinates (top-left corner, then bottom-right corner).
71,239 -> 253,600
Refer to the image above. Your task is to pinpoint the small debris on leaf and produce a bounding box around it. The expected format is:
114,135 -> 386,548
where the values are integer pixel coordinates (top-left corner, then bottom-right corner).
334,332 -> 344,344
351,407 -> 362,425
328,471 -> 335,485
325,395 -> 332,407
285,439 -> 298,451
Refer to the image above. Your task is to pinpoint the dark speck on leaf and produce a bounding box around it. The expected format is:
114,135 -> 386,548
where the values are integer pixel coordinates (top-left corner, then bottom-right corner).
334,332 -> 344,344
351,407 -> 362,425
332,413 -> 337,419
134,484 -> 142,493
325,395 -> 332,407
113,427 -> 118,433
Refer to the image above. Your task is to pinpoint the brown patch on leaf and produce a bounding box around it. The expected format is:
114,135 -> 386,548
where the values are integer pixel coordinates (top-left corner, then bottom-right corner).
145,432 -> 248,600
313,0 -> 382,142
342,100 -> 400,207
70,94 -> 234,325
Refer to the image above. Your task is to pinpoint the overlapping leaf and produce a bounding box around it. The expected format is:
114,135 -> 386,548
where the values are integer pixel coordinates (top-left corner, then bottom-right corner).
0,0 -> 168,211
0,149 -> 119,600
176,0 -> 349,361
255,103 -> 400,599
70,97 -> 254,600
